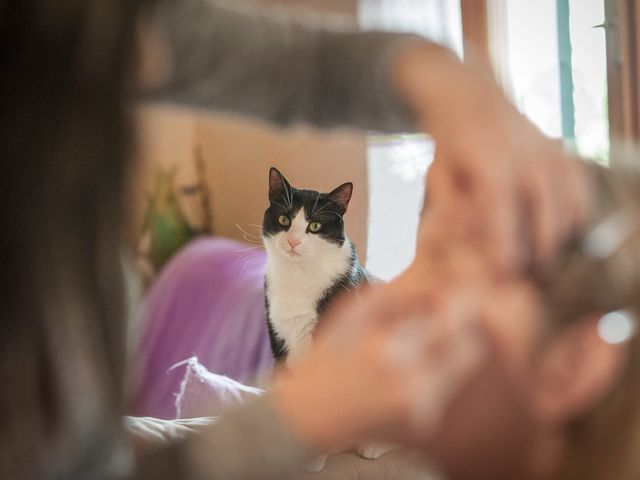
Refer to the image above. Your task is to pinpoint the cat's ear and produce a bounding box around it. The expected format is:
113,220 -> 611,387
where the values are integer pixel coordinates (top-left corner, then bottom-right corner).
326,182 -> 353,215
268,167 -> 291,203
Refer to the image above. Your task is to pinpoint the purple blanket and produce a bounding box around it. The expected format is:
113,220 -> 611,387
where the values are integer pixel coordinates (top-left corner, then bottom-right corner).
130,237 -> 274,419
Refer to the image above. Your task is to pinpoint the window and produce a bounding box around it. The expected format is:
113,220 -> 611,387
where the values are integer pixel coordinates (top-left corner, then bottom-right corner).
365,135 -> 433,280
358,0 -> 463,280
499,0 -> 610,163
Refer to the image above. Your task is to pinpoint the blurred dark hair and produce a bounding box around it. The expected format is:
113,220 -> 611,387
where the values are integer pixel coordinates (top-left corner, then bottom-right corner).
0,0 -> 149,477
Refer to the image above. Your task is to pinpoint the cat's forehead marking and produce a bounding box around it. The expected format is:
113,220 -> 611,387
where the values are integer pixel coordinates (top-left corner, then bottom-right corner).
283,191 -> 320,218
289,189 -> 321,214
289,210 -> 307,236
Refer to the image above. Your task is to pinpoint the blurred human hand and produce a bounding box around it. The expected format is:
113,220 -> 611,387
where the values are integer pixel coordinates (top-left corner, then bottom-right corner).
394,43 -> 590,275
270,292 -> 486,452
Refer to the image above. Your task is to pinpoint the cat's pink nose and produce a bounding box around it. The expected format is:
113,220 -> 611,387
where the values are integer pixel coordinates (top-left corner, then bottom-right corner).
288,239 -> 301,250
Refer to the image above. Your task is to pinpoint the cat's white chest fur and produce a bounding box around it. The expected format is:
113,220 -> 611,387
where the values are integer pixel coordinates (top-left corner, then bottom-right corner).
264,217 -> 352,365
265,265 -> 325,364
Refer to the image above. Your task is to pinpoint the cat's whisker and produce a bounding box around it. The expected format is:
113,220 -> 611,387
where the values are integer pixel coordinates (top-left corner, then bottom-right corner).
284,182 -> 291,206
312,198 -> 342,216
241,223 -> 265,237
280,193 -> 292,211
235,223 -> 263,240
311,192 -> 321,216
233,246 -> 260,259
237,233 -> 263,245
272,200 -> 287,210
243,235 -> 263,244
315,211 -> 343,221
239,249 -> 264,276
231,252 -> 252,267
235,245 -> 263,254
232,246 -> 265,267
282,181 -> 294,209
238,246 -> 263,258
316,210 -> 342,217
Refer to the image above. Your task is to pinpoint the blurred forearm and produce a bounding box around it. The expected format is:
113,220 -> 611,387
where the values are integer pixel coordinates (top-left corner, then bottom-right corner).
149,0 -> 423,132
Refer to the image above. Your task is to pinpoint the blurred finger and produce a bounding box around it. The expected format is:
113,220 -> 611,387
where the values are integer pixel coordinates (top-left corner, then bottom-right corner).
520,159 -> 559,269
543,148 -> 584,251
566,155 -> 592,229
475,164 -> 521,273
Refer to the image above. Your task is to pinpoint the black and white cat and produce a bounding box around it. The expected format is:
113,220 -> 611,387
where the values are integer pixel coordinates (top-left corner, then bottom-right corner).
262,167 -> 368,367
262,168 -> 394,470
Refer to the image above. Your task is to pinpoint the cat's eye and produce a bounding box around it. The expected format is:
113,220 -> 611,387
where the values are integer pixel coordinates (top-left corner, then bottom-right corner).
308,222 -> 322,233
278,215 -> 290,226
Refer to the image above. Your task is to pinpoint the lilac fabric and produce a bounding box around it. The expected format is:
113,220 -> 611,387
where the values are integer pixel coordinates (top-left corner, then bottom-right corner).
130,237 -> 274,419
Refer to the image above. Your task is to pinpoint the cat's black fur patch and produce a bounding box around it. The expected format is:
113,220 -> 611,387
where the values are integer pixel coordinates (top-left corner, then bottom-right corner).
263,167 -> 369,362
263,284 -> 288,361
316,242 -> 368,314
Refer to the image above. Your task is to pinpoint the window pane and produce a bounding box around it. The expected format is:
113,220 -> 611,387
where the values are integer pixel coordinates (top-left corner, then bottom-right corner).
505,0 -> 563,138
503,0 -> 609,162
366,135 -> 432,280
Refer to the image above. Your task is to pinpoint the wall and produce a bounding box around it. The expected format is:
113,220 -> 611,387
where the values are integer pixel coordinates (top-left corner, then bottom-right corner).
133,107 -> 201,233
134,107 -> 369,261
195,114 -> 368,257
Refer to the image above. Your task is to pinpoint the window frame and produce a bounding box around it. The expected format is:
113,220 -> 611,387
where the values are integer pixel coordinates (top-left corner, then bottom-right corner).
605,0 -> 640,159
467,0 -> 640,158
460,0 -> 490,63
